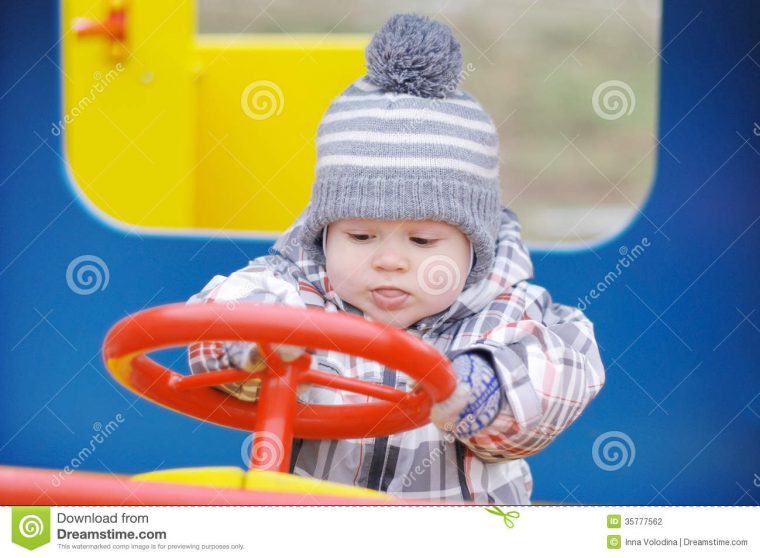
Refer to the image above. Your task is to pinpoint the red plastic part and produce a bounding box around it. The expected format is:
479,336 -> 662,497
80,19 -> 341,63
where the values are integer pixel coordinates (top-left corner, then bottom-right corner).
0,466 -> 423,506
102,303 -> 456,473
72,6 -> 126,42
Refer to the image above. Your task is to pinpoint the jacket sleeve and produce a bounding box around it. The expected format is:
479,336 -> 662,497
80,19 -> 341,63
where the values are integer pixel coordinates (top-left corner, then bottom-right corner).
452,282 -> 606,462
185,256 -> 307,401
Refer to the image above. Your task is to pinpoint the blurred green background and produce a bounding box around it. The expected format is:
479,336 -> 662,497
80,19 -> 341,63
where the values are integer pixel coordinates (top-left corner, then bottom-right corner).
198,0 -> 659,245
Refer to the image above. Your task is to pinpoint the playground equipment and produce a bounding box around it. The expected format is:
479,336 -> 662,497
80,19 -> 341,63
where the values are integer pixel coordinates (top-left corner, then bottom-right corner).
0,0 -> 758,504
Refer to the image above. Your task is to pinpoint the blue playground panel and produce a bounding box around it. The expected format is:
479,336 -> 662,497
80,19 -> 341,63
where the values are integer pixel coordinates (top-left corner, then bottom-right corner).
1,1 -> 759,504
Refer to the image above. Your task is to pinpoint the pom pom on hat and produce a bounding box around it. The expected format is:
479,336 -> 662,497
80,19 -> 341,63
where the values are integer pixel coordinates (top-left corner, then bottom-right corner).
365,13 -> 463,99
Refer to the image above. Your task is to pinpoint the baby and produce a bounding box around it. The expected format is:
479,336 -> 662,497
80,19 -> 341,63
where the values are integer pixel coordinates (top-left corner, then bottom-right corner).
187,13 -> 605,503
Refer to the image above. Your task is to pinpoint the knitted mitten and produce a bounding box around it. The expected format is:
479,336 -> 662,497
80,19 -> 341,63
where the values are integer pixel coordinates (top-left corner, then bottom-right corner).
430,350 -> 503,437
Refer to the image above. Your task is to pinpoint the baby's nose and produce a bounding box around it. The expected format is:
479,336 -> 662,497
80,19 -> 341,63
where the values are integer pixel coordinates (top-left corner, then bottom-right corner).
371,244 -> 409,272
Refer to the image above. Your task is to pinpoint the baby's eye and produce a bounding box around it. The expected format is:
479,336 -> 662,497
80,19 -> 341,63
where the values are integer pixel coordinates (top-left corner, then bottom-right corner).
347,233 -> 372,242
411,237 -> 437,246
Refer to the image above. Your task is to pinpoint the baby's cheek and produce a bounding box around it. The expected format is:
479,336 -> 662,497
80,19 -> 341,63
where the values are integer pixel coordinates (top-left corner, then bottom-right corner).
325,257 -> 360,299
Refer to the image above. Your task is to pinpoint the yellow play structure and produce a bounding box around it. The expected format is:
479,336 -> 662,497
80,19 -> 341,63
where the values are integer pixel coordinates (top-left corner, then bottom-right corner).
63,0 -> 368,233
57,0 -> 383,500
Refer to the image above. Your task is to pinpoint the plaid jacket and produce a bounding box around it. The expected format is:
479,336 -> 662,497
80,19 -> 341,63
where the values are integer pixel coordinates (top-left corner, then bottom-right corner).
187,207 -> 606,503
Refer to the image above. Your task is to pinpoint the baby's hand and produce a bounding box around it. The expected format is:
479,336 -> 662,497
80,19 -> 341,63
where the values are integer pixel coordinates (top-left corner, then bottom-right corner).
230,342 -> 305,372
217,342 -> 308,402
430,351 -> 503,437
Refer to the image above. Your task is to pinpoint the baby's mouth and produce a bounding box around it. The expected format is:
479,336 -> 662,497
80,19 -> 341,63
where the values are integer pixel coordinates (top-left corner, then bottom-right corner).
370,288 -> 409,311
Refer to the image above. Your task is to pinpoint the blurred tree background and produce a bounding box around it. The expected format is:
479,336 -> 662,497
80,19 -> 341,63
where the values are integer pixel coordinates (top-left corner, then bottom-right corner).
198,0 -> 659,245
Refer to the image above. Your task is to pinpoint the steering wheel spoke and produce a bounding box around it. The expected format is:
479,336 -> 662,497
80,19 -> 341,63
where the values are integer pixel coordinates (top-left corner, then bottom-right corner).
174,368 -> 264,390
300,369 -> 409,403
255,340 -> 283,371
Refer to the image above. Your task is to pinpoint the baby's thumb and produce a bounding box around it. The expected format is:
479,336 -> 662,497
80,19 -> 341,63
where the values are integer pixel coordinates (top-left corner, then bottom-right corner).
273,343 -> 306,362
430,382 -> 471,433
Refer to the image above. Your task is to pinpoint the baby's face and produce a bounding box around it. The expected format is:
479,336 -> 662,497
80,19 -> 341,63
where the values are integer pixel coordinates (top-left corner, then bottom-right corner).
324,219 -> 471,329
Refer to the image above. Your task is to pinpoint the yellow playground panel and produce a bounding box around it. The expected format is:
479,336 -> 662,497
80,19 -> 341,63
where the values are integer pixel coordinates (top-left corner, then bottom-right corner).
62,0 -> 368,232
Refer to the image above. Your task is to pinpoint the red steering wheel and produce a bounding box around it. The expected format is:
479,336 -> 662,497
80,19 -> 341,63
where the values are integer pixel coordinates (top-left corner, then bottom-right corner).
103,303 -> 456,472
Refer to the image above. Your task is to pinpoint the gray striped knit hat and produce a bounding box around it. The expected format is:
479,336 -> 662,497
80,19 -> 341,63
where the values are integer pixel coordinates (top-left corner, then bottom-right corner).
298,13 -> 502,287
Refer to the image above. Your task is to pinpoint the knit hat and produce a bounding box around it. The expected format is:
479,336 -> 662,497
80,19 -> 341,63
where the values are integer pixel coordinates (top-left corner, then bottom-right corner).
298,13 -> 502,287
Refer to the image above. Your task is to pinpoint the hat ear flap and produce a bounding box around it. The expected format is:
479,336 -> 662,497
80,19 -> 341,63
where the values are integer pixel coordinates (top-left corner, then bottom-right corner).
321,227 -> 329,256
